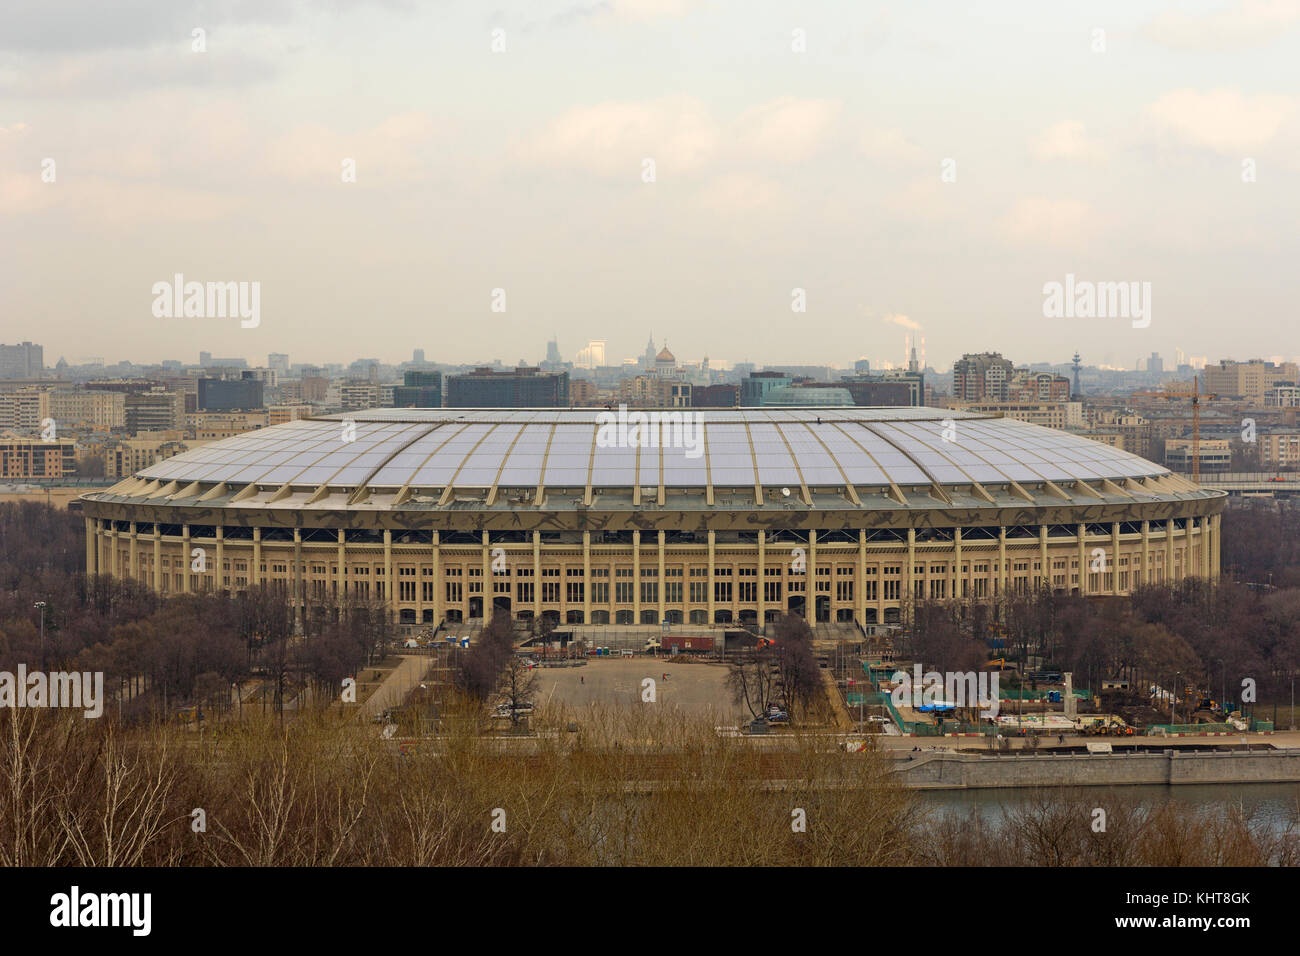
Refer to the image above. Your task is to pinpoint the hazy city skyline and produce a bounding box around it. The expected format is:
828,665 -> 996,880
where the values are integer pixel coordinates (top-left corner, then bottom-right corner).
5,0 -> 1299,370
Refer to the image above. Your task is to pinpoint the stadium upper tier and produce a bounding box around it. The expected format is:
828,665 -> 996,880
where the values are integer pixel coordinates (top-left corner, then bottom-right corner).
91,408 -> 1218,516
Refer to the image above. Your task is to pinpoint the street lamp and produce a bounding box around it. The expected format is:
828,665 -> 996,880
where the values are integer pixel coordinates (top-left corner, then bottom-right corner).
33,601 -> 46,667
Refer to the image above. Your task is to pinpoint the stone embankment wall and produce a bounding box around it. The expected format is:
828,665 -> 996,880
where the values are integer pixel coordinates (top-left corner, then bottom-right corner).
893,749 -> 1300,790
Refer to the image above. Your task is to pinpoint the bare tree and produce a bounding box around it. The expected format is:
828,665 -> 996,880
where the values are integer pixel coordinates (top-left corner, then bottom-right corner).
495,654 -> 539,728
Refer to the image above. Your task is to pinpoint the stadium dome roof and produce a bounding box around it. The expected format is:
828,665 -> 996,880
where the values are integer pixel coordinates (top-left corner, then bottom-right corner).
127,407 -> 1182,496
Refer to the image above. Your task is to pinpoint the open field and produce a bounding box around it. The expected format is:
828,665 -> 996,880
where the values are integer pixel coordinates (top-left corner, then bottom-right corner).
533,657 -> 748,723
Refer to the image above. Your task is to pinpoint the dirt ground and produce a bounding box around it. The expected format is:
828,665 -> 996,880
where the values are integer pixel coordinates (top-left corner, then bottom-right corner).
532,657 -> 747,723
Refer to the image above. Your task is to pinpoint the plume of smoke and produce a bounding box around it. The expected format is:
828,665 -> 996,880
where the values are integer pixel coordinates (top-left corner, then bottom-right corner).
882,313 -> 922,331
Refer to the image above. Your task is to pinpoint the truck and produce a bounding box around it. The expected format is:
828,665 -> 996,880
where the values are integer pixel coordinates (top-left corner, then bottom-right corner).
659,634 -> 714,654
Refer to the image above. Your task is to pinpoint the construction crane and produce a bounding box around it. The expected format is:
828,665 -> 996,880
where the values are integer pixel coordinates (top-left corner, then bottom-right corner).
1147,376 -> 1215,483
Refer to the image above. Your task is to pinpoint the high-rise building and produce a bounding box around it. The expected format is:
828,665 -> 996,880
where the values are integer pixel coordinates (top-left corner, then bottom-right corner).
268,353 -> 290,376
392,370 -> 443,408
1148,352 -> 1164,375
0,342 -> 44,379
1203,359 -> 1299,403
0,387 -> 50,430
575,340 -> 607,369
197,374 -> 265,411
952,352 -> 1016,401
446,367 -> 569,407
50,389 -> 127,429
125,389 -> 186,433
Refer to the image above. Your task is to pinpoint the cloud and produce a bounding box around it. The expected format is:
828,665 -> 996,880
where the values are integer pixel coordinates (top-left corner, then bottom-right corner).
264,111 -> 442,184
731,97 -> 842,165
0,48 -> 279,98
514,95 -> 841,178
693,172 -> 782,214
999,197 -> 1094,246
611,0 -> 700,18
1146,88 -> 1293,153
514,96 -> 719,177
1143,0 -> 1300,51
0,0 -> 411,53
518,0 -> 701,32
1030,121 -> 1107,164
858,127 -> 923,165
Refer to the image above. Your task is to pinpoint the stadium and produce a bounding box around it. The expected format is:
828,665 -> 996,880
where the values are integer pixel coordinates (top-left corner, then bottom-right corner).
79,407 -> 1226,630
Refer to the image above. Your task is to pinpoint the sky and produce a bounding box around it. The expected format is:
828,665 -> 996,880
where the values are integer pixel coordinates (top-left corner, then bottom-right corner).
3,0 -> 1299,372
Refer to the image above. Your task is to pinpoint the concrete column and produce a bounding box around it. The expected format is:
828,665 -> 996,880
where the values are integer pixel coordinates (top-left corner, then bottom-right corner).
953,527 -> 962,601
215,525 -> 224,592
252,527 -> 262,586
1141,520 -> 1151,586
1077,523 -> 1087,596
84,517 -> 96,576
337,529 -> 346,601
480,531 -> 490,619
1200,515 -> 1211,579
1038,524 -> 1048,588
532,531 -> 541,618
906,527 -> 916,616
1111,521 -> 1120,594
414,535 -> 424,622
153,532 -> 161,592
583,531 -> 592,623
294,527 -> 304,629
431,530 -> 441,622
856,529 -> 866,625
384,528 -> 394,615
1165,518 -> 1174,585
808,529 -> 817,621
1206,512 -> 1216,580
707,530 -> 716,623
182,524 -> 191,593
633,530 -> 642,622
998,526 -> 1007,598
758,531 -> 768,624
109,525 -> 119,578
657,530 -> 666,624
129,522 -> 139,582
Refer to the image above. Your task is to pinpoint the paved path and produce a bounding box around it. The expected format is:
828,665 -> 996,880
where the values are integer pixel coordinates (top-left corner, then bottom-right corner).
361,655 -> 428,718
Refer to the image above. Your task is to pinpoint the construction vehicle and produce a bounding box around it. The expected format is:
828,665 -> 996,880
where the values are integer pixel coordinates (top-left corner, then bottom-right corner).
1077,714 -> 1133,736
985,658 -> 1020,673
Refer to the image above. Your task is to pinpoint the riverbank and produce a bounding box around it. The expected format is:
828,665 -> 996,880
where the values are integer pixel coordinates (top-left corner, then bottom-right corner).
893,747 -> 1300,790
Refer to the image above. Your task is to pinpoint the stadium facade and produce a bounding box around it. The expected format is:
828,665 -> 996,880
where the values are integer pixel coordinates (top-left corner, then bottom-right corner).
79,408 -> 1226,628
